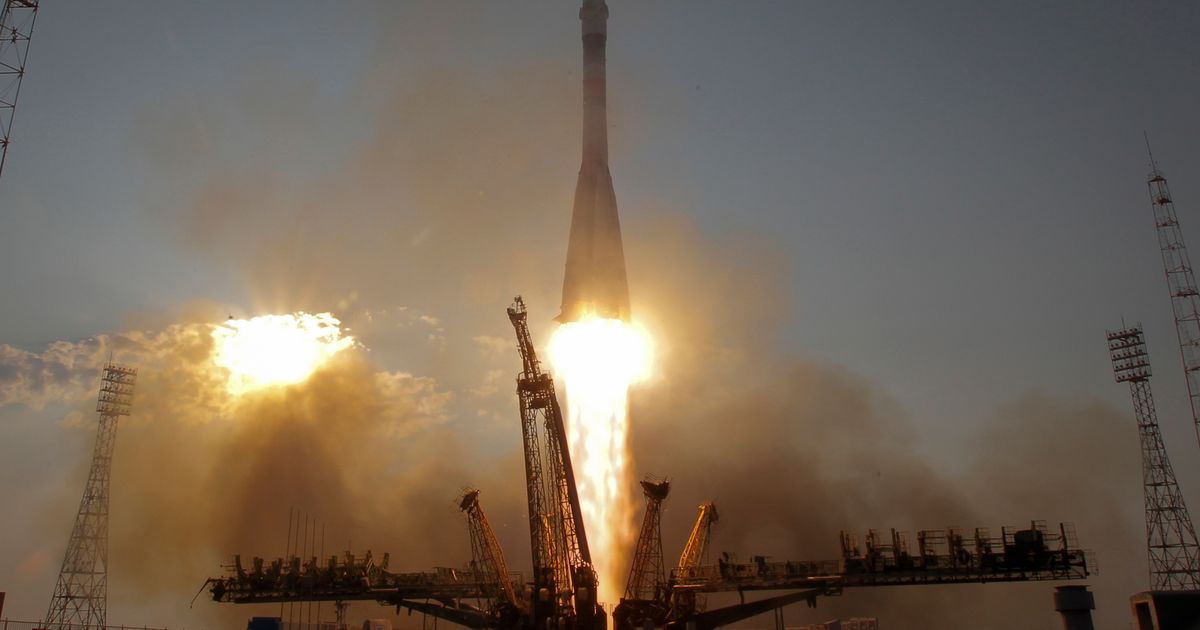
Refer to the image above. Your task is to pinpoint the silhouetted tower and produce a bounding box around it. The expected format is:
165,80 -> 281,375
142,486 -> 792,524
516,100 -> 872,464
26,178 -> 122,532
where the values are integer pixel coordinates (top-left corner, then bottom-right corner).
673,501 -> 718,615
0,0 -> 37,183
677,502 -> 719,572
1145,139 -> 1200,447
624,479 -> 670,602
1107,325 -> 1200,590
45,363 -> 137,629
459,489 -> 518,610
507,297 -> 604,630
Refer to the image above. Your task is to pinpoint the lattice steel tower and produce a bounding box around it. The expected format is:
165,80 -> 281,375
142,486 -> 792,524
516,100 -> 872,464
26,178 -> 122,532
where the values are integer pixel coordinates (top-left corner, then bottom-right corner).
1107,325 -> 1200,590
459,488 -> 518,609
0,0 -> 37,182
1144,139 -> 1200,447
45,363 -> 137,629
624,479 -> 670,602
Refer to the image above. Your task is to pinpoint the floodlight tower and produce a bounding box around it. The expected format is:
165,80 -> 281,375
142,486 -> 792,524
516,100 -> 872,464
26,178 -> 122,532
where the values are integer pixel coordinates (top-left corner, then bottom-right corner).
1107,325 -> 1200,590
45,363 -> 137,629
1144,139 -> 1200,447
0,0 -> 38,182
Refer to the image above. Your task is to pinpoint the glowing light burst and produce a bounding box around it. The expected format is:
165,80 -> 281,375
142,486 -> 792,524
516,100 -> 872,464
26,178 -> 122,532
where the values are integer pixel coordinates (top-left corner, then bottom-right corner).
212,312 -> 355,395
548,316 -> 653,605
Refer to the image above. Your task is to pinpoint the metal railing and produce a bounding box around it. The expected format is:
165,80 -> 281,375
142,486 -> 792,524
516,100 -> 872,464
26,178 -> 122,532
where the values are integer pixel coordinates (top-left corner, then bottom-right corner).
1,621 -> 180,630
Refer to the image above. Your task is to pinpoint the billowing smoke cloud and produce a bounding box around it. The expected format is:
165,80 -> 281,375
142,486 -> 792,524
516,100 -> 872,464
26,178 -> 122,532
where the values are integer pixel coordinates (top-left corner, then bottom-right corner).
3,217 -> 1143,629
622,216 -> 1144,629
0,318 -> 465,626
2,9 -> 1148,630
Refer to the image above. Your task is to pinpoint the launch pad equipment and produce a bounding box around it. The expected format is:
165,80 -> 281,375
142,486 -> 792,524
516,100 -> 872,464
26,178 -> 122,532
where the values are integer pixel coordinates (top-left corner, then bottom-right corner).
207,551 -> 504,628
208,298 -> 1096,629
614,480 -> 673,629
460,489 -> 521,624
615,496 -> 1092,630
507,296 -> 605,630
210,298 -> 609,630
624,480 -> 671,603
669,502 -> 718,616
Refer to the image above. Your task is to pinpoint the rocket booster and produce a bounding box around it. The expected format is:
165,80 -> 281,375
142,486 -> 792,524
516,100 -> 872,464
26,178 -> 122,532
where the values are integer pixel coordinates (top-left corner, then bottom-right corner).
557,0 -> 631,323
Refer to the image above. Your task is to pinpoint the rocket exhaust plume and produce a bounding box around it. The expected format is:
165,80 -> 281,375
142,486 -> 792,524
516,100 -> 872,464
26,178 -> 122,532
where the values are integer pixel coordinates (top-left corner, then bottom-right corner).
549,318 -> 651,607
550,0 -> 651,608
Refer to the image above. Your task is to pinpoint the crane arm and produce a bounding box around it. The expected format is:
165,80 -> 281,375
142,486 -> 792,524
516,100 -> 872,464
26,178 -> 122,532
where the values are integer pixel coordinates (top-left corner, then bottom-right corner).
459,489 -> 520,611
678,502 -> 719,570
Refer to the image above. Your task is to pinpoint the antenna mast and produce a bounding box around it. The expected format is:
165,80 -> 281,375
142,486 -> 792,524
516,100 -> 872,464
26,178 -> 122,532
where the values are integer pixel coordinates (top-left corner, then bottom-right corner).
0,0 -> 37,183
1144,138 -> 1200,446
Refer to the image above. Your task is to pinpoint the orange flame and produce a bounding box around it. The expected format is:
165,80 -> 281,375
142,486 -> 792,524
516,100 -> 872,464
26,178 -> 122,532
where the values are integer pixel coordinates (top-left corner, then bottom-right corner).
549,316 -> 652,606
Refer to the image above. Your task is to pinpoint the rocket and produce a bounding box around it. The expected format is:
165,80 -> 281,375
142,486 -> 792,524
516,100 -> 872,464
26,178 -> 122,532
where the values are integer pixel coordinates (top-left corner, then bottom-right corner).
556,0 -> 631,323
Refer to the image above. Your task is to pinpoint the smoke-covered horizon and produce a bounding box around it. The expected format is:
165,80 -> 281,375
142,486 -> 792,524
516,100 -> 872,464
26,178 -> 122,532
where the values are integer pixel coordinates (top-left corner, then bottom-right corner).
3,2 -> 1197,629
0,224 -> 1146,629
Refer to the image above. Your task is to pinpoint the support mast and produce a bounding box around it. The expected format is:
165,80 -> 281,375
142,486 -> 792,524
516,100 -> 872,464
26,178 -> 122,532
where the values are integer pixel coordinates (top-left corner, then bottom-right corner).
45,363 -> 137,629
0,0 -> 37,183
1144,139 -> 1200,446
624,480 -> 670,602
1107,325 -> 1200,590
459,489 -> 518,611
671,502 -> 718,616
507,297 -> 603,630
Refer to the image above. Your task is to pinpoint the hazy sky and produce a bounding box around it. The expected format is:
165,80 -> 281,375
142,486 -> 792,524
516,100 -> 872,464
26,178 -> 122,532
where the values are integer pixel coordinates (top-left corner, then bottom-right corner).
3,1 -> 1200,628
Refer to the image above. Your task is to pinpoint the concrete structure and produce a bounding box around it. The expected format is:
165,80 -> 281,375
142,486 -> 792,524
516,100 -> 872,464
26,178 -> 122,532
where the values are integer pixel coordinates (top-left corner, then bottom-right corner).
1053,585 -> 1095,630
1130,590 -> 1200,630
792,619 -> 878,630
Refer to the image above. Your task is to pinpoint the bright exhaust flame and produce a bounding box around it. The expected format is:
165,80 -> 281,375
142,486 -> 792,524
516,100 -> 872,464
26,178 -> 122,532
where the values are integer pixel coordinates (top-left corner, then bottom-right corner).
548,316 -> 652,605
213,312 -> 355,395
